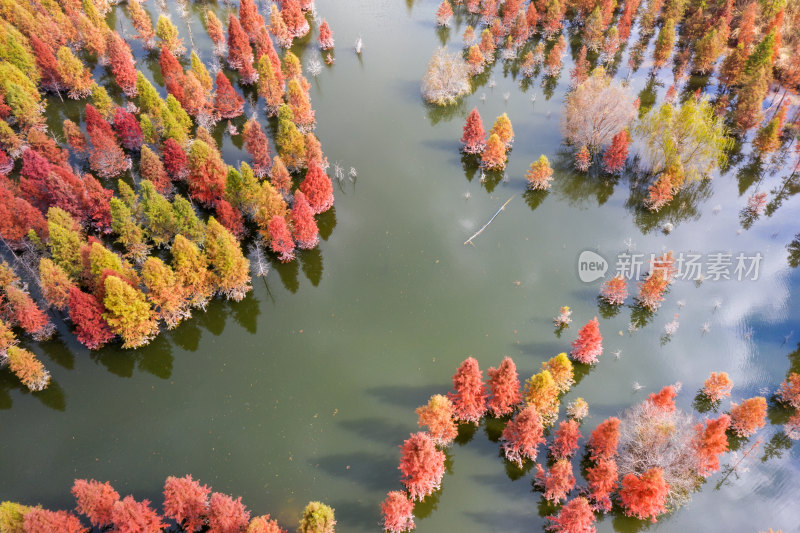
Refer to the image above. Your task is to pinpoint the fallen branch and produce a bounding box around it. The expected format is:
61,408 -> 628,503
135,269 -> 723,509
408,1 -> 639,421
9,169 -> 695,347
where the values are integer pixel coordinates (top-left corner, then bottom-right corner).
464,196 -> 514,246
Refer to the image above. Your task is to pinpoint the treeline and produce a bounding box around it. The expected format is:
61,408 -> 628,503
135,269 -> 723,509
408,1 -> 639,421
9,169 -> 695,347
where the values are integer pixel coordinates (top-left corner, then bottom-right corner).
0,0 -> 339,389
381,351 -> 796,532
0,474 -> 335,533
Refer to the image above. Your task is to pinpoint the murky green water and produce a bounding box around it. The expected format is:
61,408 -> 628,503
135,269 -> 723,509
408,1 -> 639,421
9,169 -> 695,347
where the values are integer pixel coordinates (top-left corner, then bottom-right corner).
1,0 -> 799,531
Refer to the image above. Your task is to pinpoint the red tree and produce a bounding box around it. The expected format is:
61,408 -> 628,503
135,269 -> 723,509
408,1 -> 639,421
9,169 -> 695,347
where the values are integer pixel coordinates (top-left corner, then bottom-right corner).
107,31 -> 138,97
214,71 -> 245,119
0,185 -> 48,243
30,36 -> 64,93
72,479 -> 120,528
647,385 -> 677,412
487,356 -> 521,416
570,317 -> 603,364
207,492 -> 250,533
618,468 -> 669,522
140,146 -> 171,194
587,417 -> 620,460
299,161 -> 334,214
5,285 -> 52,340
380,491 -> 414,533
777,373 -> 800,409
227,14 -> 257,84
268,215 -> 296,263
602,130 -> 629,173
0,150 -> 11,176
693,414 -> 731,477
159,46 -> 186,105
703,371 -> 733,402
318,20 -> 334,50
461,107 -> 487,154
215,199 -> 245,239
536,459 -> 575,503
239,0 -> 265,40
585,458 -> 618,511
600,275 -> 627,305
23,508 -> 85,533
551,419 -> 582,459
449,357 -> 487,424
243,119 -> 271,177
68,287 -> 115,349
162,138 -> 188,180
545,497 -> 596,533
86,104 -> 130,179
113,107 -> 143,151
282,0 -> 310,38
111,496 -> 165,533
730,397 -> 767,437
501,404 -> 545,467
398,432 -> 446,501
291,191 -> 319,249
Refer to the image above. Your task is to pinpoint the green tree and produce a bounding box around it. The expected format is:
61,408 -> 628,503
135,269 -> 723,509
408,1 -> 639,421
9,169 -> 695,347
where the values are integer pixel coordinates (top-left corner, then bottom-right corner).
172,196 -> 206,243
103,275 -> 159,348
46,207 -> 83,279
140,180 -> 177,246
110,197 -> 149,262
205,217 -> 251,302
171,234 -> 213,308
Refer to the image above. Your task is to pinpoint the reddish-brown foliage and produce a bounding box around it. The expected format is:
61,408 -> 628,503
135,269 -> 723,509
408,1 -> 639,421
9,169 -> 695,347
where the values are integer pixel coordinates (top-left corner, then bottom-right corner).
730,397 -> 767,437
206,9 -> 226,52
449,357 -> 487,424
460,108 -> 486,154
291,191 -> 319,250
647,385 -> 677,413
72,479 -> 120,528
63,119 -> 88,155
570,317 -> 603,364
570,45 -> 590,88
162,138 -> 188,181
85,105 -> 130,179
587,417 -> 620,460
636,270 -> 669,311
239,0 -> 265,40
380,491 -> 414,533
227,14 -> 257,84
318,20 -> 334,50
23,508 -> 86,533
702,372 -> 733,402
487,356 -> 521,416
600,275 -> 627,305
398,432 -> 446,501
107,32 -> 137,97
247,515 -> 285,533
207,492 -> 250,533
0,183 -> 48,243
287,79 -> 315,131
214,71 -> 244,119
436,1 -> 454,26
268,215 -> 296,263
269,157 -> 292,194
481,133 -> 506,170
299,161 -> 334,214
215,199 -> 245,239
0,150 -> 11,176
282,0 -> 309,38
4,285 -> 51,340
68,287 -> 115,349
551,419 -> 582,460
27,129 -> 68,167
416,394 -> 458,445
585,458 -> 618,512
536,459 -> 575,504
693,414 -> 731,477
110,496 -> 165,533
113,107 -> 143,151
30,36 -> 64,93
602,130 -> 629,173
545,497 -> 596,533
243,119 -> 271,177
618,468 -> 670,522
140,146 -> 170,195
159,46 -> 186,105
501,404 -> 545,467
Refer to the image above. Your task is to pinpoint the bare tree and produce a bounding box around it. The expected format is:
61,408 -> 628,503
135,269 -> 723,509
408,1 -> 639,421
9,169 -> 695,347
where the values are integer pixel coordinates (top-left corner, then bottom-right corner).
562,67 -> 636,153
421,48 -> 470,106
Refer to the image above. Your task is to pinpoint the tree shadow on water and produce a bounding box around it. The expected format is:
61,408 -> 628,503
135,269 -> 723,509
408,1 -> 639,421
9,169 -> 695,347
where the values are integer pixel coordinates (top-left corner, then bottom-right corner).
338,417 -> 413,447
317,205 -> 337,241
273,258 -> 300,294
313,452 -> 397,492
365,384 -> 446,410
299,247 -> 324,287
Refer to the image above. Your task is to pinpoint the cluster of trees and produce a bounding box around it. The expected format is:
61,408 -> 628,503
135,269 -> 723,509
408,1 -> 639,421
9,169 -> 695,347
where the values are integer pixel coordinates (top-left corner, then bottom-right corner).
381,352 -> 775,531
599,250 -> 677,313
0,475 -> 335,533
460,108 -> 514,170
0,0 -> 338,385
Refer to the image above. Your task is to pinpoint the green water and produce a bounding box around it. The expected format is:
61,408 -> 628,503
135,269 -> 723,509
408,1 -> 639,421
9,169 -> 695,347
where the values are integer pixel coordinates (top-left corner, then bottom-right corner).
1,1 -> 799,531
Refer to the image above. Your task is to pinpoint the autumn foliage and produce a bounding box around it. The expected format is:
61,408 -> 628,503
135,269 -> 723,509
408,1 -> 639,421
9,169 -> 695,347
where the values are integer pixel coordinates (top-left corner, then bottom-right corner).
72,479 -> 119,528
380,491 -> 414,533
545,497 -> 596,533
693,414 -> 731,477
570,317 -> 602,364
416,394 -> 458,445
587,417 -> 620,460
618,468 -> 670,522
398,432 -> 446,501
550,419 -> 582,459
501,404 -> 545,466
460,108 -> 486,154
730,397 -> 767,437
450,357 -> 487,423
487,356 -> 521,416
536,459 -> 575,503
600,275 -> 627,305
